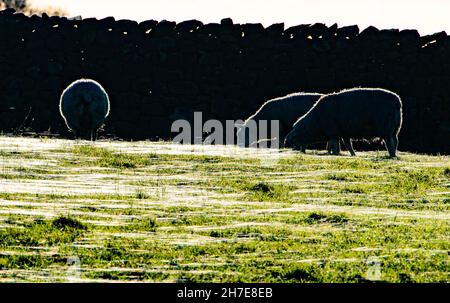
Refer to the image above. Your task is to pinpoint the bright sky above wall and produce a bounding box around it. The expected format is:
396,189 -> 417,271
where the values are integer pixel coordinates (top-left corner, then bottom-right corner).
30,0 -> 449,35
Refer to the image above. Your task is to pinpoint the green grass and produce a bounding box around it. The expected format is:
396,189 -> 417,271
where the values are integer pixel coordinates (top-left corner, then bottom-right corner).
0,216 -> 87,248
62,145 -> 153,169
0,139 -> 448,282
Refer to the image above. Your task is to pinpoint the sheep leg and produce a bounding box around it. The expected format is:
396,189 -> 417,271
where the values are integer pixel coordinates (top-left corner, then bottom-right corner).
385,135 -> 398,158
327,139 -> 340,155
90,129 -> 97,142
73,129 -> 80,140
292,145 -> 305,152
277,125 -> 285,149
343,138 -> 356,156
333,140 -> 340,155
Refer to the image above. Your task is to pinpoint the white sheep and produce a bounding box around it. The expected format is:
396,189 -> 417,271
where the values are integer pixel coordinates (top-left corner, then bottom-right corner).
59,79 -> 110,141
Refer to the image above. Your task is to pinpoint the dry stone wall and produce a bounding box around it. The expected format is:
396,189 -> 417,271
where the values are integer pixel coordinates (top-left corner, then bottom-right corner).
0,9 -> 449,153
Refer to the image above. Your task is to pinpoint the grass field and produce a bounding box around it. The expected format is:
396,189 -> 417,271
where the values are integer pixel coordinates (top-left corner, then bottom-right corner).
0,136 -> 448,282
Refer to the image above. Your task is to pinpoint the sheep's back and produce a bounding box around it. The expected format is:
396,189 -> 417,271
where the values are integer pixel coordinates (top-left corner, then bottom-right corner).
314,88 -> 402,139
252,93 -> 322,127
60,79 -> 110,130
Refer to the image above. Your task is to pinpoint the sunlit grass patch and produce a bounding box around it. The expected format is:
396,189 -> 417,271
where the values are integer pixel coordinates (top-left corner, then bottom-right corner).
0,216 -> 87,248
383,167 -> 446,195
0,137 -> 448,282
62,145 -> 152,169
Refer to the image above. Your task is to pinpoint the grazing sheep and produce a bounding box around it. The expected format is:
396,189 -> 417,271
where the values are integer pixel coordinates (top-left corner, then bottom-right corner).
284,88 -> 403,157
59,79 -> 110,141
236,92 -> 341,153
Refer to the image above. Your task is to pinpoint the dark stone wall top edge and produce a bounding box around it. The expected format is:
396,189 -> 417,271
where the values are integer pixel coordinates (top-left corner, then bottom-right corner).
0,8 -> 447,40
